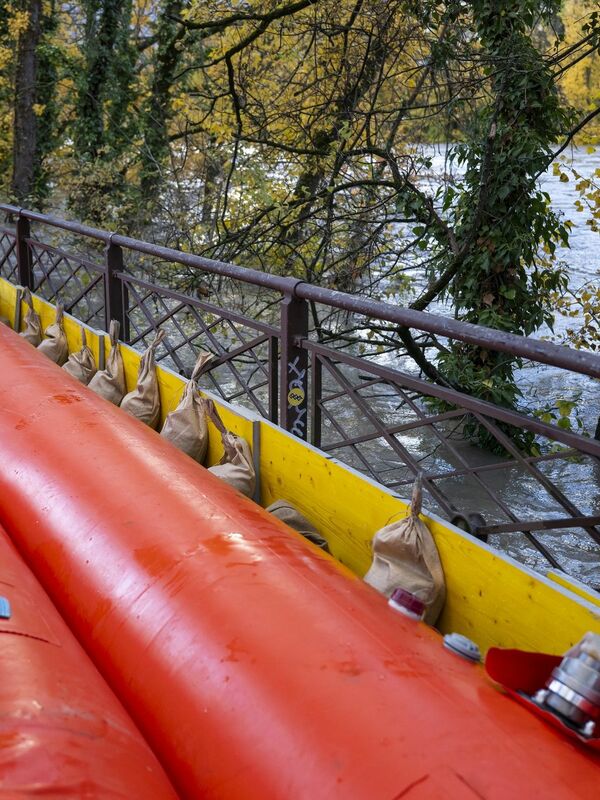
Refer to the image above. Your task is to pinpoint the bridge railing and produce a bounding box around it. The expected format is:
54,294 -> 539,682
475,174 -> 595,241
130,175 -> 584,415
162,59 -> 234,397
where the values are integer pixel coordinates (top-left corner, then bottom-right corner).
2,202 -> 600,582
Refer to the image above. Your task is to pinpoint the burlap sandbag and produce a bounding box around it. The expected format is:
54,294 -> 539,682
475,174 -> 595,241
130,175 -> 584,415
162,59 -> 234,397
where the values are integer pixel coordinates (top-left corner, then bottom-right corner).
120,330 -> 165,429
364,475 -> 445,625
160,351 -> 212,462
207,402 -> 256,497
19,288 -> 42,345
63,325 -> 97,385
88,320 -> 126,405
37,302 -> 69,365
266,499 -> 329,551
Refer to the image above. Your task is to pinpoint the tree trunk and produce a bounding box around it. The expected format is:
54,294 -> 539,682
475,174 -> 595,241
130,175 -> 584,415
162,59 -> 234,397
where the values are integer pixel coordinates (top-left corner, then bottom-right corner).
76,0 -> 130,160
11,0 -> 42,203
139,0 -> 184,205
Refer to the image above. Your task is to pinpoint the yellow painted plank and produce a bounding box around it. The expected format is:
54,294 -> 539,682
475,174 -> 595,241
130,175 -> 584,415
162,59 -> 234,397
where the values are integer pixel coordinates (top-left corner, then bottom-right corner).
547,570 -> 600,608
0,278 -> 18,326
2,278 -> 598,656
433,524 -> 599,654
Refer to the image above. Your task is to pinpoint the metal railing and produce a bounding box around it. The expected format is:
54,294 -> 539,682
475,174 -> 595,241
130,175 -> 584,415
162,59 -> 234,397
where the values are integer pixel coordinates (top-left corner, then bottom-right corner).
2,202 -> 600,584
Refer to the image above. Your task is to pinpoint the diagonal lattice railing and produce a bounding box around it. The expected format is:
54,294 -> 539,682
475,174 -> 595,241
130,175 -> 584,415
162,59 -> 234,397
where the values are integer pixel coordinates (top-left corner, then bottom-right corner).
2,202 -> 600,586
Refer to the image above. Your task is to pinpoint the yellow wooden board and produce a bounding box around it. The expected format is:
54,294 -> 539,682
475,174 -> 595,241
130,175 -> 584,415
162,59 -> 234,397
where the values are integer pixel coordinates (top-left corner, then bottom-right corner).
2,277 -> 599,656
547,570 -> 600,608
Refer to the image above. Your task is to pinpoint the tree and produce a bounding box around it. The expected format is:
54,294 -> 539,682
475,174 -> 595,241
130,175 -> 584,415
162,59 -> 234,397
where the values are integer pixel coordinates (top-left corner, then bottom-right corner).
11,0 -> 41,202
68,0 -> 137,220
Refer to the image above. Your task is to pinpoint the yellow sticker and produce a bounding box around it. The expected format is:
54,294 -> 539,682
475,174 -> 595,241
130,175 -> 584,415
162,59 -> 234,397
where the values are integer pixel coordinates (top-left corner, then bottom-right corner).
287,387 -> 305,407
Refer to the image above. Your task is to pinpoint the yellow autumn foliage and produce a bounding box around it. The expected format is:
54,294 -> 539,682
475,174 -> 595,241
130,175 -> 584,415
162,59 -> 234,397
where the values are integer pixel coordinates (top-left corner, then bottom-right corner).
559,0 -> 600,142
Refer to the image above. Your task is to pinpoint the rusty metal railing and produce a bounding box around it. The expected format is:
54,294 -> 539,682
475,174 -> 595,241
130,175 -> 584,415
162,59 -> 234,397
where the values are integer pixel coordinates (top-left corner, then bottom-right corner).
2,202 -> 600,584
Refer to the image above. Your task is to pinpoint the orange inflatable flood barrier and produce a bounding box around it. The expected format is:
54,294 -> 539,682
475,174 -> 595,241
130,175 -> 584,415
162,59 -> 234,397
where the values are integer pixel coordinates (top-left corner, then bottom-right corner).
0,324 -> 599,799
0,520 -> 177,798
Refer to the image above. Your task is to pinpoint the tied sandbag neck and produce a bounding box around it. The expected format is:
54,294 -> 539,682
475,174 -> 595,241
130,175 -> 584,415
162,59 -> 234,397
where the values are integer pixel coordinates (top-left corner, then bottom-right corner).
109,319 -> 119,348
20,287 -> 42,345
181,351 -> 213,403
138,329 -> 166,381
410,473 -> 423,519
206,400 -> 238,462
207,399 -> 227,436
190,351 -> 213,383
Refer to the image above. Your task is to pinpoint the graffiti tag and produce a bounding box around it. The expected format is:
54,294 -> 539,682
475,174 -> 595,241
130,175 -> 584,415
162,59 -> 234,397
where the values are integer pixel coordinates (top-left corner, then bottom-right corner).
288,356 -> 307,438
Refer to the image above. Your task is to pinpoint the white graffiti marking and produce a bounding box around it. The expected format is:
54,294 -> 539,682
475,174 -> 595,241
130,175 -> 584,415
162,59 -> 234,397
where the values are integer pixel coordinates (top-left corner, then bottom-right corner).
288,356 -> 307,437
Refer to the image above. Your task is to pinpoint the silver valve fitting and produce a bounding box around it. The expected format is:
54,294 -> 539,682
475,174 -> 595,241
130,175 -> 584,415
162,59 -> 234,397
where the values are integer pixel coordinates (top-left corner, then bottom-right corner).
535,633 -> 600,738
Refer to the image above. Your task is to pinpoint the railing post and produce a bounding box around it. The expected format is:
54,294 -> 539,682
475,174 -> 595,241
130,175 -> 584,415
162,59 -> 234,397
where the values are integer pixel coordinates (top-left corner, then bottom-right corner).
280,289 -> 309,440
104,239 -> 129,341
15,212 -> 33,289
268,335 -> 279,424
310,350 -> 322,448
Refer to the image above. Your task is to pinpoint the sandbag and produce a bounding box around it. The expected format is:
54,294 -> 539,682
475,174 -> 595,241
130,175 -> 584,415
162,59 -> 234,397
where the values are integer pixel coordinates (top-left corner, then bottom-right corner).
120,330 -> 165,429
63,325 -> 97,385
363,475 -> 445,625
160,351 -> 212,462
266,499 -> 329,551
207,402 -> 256,498
19,287 -> 42,345
88,319 -> 126,405
37,302 -> 69,365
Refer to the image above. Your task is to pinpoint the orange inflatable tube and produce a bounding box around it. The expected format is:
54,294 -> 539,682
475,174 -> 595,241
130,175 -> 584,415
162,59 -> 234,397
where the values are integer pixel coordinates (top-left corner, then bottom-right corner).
0,325 -> 598,799
0,521 -> 176,798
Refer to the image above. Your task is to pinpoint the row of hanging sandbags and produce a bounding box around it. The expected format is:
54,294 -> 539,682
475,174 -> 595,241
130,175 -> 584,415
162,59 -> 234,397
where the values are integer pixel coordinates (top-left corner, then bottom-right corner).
20,293 -> 445,625
20,297 -> 329,547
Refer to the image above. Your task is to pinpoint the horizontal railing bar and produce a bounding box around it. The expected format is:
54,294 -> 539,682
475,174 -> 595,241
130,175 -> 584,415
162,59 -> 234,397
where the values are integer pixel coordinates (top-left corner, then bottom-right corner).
3,204 -> 600,379
1,204 -> 297,291
305,340 -> 600,459
112,238 -> 299,294
295,284 -> 600,379
1,203 -> 112,243
479,515 -> 600,535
